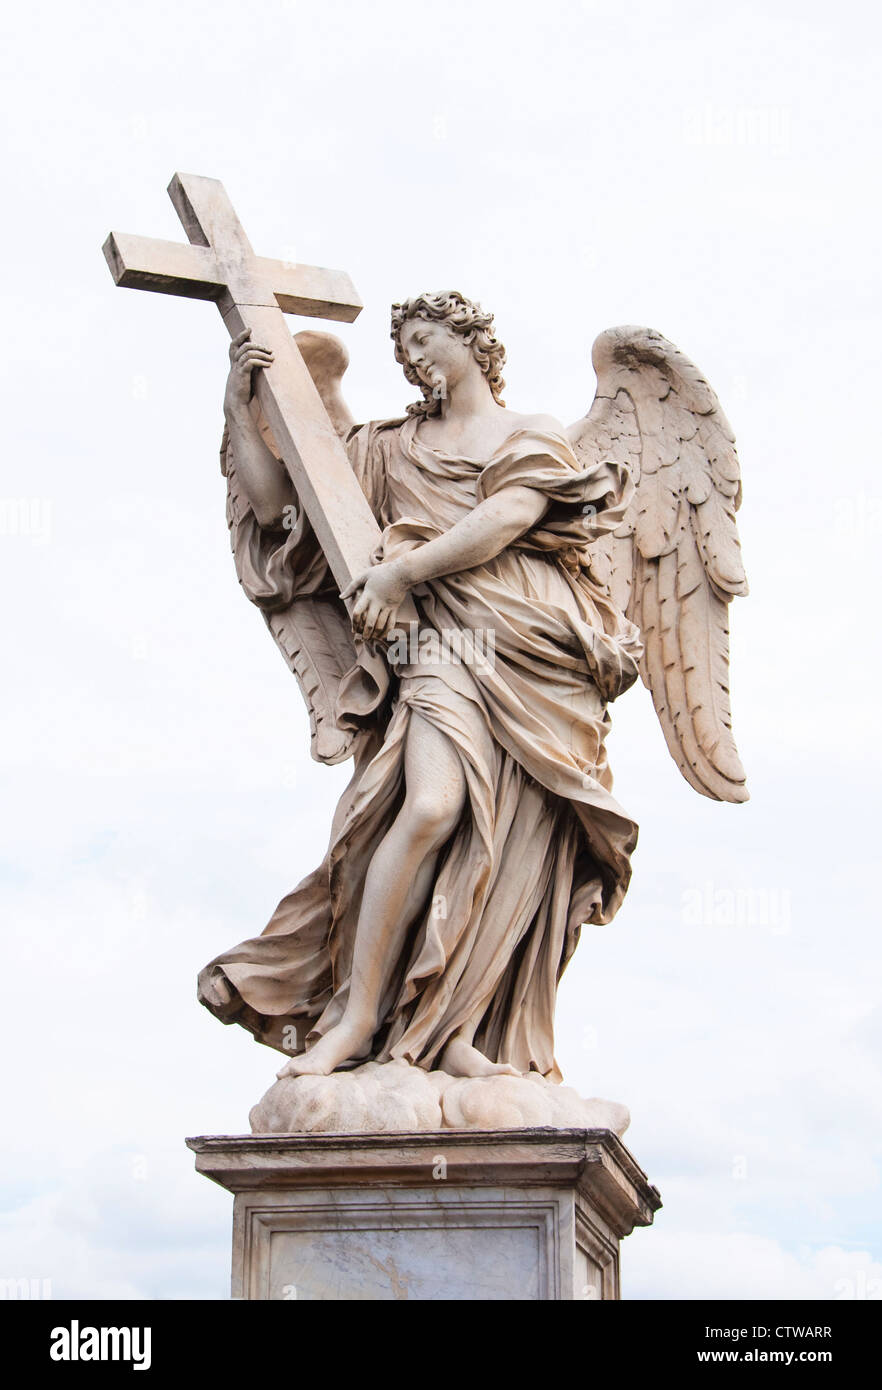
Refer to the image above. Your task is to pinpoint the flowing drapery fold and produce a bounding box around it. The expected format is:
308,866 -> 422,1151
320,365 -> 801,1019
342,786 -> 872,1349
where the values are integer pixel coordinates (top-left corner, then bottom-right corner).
199,416 -> 642,1075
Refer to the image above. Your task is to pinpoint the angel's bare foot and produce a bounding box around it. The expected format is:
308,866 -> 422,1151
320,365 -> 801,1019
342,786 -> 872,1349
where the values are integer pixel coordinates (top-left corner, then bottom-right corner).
439,1037 -> 521,1078
276,1016 -> 373,1078
209,975 -> 232,1007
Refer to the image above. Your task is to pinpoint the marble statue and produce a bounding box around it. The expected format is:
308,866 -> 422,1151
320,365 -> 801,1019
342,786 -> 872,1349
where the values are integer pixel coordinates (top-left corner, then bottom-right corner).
200,294 -> 749,1088
105,176 -> 748,1133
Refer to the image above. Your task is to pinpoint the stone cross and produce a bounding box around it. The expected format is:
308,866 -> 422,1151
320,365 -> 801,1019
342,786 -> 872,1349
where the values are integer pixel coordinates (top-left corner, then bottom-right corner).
103,173 -> 396,602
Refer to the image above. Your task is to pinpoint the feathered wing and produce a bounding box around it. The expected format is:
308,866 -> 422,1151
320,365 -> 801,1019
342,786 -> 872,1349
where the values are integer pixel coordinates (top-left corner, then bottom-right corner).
568,326 -> 749,803
221,330 -> 362,766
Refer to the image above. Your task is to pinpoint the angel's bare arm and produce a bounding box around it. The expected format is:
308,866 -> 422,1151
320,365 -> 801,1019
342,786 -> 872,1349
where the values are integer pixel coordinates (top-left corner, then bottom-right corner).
401,487 -> 548,584
223,330 -> 294,528
344,487 -> 548,640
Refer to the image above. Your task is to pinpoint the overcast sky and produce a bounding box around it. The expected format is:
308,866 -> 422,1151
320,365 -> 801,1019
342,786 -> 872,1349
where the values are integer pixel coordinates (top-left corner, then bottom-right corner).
1,0 -> 880,1301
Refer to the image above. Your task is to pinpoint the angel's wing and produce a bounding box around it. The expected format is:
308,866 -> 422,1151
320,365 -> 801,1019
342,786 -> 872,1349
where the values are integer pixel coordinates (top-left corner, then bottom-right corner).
221,330 -> 361,766
568,326 -> 749,803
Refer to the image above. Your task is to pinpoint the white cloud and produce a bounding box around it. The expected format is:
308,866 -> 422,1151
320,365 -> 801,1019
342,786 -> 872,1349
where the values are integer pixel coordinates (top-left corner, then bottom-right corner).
625,1233 -> 882,1302
0,1149 -> 230,1301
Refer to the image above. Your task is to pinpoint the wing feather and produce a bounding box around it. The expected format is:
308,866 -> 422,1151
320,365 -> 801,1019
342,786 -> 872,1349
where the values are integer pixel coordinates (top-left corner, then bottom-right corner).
221,330 -> 362,766
266,599 -> 356,765
569,326 -> 749,802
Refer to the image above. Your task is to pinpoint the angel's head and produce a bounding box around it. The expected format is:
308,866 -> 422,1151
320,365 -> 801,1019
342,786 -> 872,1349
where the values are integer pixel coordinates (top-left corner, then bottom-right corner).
391,291 -> 506,416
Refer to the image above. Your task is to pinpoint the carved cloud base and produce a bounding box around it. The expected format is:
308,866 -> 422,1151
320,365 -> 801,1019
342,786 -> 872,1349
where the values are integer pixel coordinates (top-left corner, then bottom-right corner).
249,1058 -> 631,1136
186,1129 -> 661,1301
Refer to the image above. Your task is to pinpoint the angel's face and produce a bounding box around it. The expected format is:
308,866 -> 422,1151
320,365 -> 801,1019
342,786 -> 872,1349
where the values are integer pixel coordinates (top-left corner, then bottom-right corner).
398,317 -> 473,400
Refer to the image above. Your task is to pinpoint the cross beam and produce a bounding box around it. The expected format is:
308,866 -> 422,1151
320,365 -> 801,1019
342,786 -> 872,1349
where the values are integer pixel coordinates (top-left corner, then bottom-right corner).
103,173 -> 400,607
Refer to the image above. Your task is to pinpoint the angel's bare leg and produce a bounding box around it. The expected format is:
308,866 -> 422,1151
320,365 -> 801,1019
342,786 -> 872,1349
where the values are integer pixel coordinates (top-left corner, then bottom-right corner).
280,713 -> 468,1077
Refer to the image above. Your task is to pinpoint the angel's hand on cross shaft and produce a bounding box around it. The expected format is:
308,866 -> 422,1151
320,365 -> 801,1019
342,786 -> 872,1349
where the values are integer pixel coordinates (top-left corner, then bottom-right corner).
224,329 -> 275,417
342,560 -> 411,643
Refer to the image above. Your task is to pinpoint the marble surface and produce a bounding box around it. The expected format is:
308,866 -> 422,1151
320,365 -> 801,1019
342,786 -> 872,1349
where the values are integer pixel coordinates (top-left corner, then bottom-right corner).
187,1128 -> 662,1301
249,1059 -> 630,1135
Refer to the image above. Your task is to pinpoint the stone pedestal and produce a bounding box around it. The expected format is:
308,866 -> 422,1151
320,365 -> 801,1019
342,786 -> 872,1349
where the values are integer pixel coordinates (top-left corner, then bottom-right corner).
186,1128 -> 661,1301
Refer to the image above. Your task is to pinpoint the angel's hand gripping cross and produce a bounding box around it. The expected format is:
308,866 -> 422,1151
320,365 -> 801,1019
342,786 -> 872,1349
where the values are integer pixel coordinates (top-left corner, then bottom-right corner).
103,170 -> 416,628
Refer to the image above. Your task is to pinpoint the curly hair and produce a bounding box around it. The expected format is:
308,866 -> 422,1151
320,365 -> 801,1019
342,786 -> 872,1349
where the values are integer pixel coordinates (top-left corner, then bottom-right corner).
390,290 -> 506,417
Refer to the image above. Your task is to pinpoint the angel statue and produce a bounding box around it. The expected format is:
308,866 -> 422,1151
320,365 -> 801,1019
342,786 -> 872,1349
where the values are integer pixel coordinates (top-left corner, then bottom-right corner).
197,290 -> 748,1086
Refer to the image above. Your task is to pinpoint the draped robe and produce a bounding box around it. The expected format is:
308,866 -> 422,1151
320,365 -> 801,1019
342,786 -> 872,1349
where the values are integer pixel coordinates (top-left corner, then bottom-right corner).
198,413 -> 644,1078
